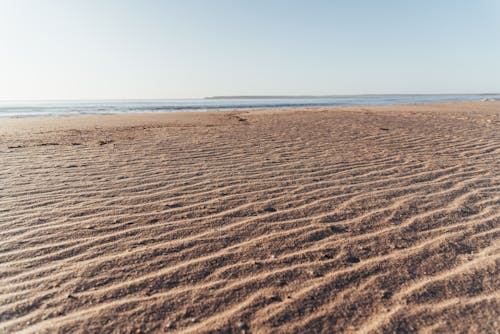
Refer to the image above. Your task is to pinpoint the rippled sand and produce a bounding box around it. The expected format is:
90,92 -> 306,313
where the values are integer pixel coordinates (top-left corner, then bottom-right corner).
1,102 -> 499,333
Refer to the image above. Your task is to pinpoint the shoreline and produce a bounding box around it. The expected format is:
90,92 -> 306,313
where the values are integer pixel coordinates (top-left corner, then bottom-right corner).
1,97 -> 498,120
1,99 -> 498,123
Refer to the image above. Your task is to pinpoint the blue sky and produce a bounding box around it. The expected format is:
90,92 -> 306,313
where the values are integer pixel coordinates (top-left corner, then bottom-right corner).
1,0 -> 499,99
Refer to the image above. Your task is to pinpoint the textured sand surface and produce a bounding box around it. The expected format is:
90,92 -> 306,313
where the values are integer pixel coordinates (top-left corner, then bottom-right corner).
0,102 -> 499,333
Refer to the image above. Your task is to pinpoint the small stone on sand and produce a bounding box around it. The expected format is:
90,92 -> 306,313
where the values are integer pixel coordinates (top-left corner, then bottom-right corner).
346,256 -> 361,264
264,207 -> 277,213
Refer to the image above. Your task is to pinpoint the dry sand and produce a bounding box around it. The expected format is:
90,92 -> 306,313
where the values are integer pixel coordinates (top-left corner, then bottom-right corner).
0,102 -> 499,333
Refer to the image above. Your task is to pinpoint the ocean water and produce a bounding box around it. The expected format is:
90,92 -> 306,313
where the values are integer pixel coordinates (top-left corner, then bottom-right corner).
0,94 -> 498,118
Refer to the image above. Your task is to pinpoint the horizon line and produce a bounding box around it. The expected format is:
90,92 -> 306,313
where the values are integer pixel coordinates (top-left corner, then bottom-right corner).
1,92 -> 499,102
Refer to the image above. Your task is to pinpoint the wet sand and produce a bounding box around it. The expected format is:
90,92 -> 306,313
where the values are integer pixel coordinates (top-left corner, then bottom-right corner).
0,102 -> 499,333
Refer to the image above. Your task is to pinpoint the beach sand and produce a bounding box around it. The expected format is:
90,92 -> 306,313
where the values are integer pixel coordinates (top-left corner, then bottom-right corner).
0,102 -> 499,333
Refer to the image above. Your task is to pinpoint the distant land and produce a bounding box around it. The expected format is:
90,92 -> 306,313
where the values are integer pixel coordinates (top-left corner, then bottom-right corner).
205,93 -> 499,99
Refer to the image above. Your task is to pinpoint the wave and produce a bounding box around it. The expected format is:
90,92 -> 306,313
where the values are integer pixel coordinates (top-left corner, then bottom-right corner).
1,94 -> 499,118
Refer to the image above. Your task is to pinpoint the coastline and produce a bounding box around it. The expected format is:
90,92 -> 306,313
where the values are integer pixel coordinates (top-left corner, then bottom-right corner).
1,100 -> 498,127
1,94 -> 498,119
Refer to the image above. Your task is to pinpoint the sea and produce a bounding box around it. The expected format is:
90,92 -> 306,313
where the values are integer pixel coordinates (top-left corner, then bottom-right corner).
0,94 -> 498,118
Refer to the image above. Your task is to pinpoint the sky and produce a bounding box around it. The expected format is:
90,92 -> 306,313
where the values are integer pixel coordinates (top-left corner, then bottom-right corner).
1,0 -> 499,100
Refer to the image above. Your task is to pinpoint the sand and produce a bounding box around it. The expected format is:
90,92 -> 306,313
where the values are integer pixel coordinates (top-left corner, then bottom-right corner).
0,101 -> 499,333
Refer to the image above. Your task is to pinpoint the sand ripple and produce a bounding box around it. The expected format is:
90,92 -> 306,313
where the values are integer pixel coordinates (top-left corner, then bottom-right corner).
0,102 -> 499,333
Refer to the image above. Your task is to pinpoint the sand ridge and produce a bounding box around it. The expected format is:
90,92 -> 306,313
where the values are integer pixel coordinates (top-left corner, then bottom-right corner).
0,102 -> 499,333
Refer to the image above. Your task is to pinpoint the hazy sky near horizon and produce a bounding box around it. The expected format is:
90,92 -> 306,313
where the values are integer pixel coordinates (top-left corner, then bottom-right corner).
1,0 -> 499,100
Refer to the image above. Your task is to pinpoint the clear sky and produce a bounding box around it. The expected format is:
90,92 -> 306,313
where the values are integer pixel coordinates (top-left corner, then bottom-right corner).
1,0 -> 499,100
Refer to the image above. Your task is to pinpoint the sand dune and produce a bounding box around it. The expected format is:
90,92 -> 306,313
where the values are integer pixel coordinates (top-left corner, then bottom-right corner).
0,102 -> 499,333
